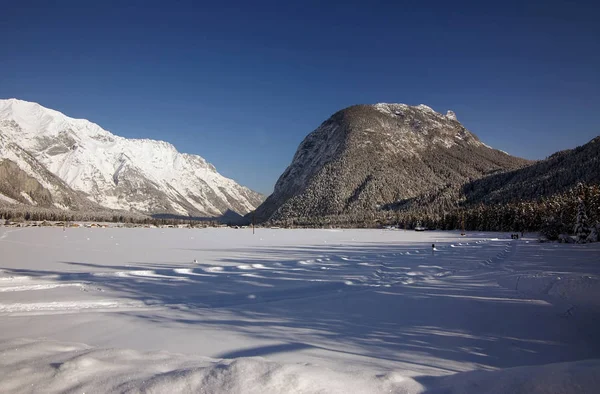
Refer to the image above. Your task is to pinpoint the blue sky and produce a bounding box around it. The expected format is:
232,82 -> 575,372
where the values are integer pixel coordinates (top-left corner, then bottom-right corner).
1,0 -> 599,194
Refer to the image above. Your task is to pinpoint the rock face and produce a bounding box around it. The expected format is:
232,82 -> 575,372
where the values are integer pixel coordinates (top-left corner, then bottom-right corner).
0,99 -> 263,216
254,103 -> 531,223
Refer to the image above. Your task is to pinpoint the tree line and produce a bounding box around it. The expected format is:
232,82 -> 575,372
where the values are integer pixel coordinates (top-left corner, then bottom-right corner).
0,205 -> 224,227
269,183 -> 600,241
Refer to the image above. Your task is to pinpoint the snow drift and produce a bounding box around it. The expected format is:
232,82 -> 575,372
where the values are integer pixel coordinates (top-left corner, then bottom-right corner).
1,338 -> 598,394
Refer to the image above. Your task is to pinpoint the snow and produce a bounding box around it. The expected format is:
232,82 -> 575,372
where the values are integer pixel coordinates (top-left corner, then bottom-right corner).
0,193 -> 19,204
416,104 -> 436,113
373,103 -> 409,115
53,202 -> 70,210
19,191 -> 36,205
0,228 -> 599,393
374,103 -> 440,117
0,99 -> 261,216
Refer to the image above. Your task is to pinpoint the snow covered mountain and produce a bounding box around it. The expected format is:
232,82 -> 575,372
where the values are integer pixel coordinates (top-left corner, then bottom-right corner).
254,103 -> 531,223
0,99 -> 263,216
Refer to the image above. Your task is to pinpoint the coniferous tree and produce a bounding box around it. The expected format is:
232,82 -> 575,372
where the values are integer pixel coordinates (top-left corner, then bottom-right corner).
573,197 -> 590,243
587,224 -> 599,243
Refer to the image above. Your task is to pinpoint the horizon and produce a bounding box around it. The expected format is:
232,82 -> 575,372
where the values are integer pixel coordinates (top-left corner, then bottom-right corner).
2,1 -> 599,195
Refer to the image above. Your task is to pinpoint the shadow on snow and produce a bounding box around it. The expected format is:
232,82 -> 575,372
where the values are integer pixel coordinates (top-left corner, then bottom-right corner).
3,236 -> 600,379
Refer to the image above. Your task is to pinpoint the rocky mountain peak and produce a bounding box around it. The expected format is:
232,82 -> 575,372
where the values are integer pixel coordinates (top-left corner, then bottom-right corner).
253,103 -> 530,223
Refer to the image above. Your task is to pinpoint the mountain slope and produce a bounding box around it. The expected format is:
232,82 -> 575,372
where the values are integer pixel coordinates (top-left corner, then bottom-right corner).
254,103 -> 531,223
0,99 -> 263,216
463,136 -> 600,205
0,127 -> 103,210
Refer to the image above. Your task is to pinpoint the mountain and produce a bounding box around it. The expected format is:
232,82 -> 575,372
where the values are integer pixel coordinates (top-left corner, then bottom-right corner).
0,139 -> 102,210
463,136 -> 600,205
0,99 -> 263,217
254,103 -> 531,223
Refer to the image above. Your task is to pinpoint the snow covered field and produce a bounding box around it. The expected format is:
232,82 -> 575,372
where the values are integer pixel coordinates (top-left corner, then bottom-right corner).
1,227 -> 599,393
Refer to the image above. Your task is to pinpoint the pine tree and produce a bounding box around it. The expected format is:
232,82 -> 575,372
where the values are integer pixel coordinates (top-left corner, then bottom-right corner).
573,197 -> 590,243
587,224 -> 599,243
541,215 -> 561,240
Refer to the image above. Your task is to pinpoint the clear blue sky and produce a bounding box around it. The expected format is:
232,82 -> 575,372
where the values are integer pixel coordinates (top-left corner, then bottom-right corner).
1,0 -> 599,195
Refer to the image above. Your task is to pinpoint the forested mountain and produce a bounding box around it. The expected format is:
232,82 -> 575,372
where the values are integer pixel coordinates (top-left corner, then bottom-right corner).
254,103 -> 530,224
368,136 -> 600,223
463,136 -> 600,204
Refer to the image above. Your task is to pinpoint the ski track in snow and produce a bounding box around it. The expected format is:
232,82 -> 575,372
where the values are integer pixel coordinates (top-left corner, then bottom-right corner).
0,232 -> 543,318
1,228 -> 599,393
0,228 -> 22,240
0,282 -> 87,292
0,233 -> 512,314
0,300 -> 149,314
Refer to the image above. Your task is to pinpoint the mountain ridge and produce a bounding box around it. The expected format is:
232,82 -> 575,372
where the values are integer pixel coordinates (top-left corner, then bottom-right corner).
462,135 -> 600,205
0,98 -> 263,216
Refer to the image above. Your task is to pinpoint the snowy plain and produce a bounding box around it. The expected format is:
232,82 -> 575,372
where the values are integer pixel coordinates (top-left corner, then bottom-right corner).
1,227 -> 599,393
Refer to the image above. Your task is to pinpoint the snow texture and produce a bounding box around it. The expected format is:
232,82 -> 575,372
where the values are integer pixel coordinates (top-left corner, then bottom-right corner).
0,193 -> 18,204
445,110 -> 457,121
0,99 -> 262,216
1,228 -> 599,393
